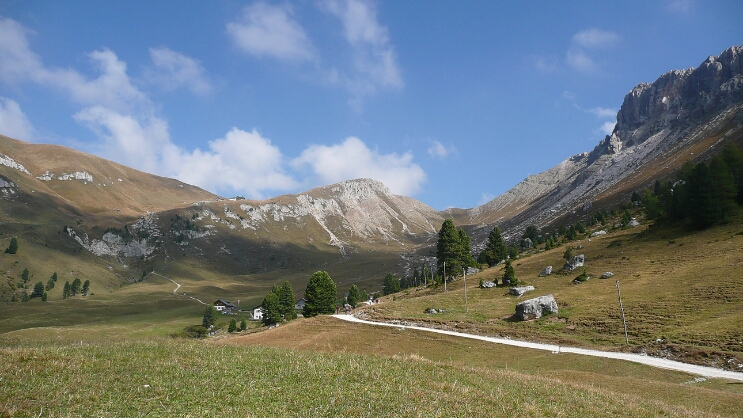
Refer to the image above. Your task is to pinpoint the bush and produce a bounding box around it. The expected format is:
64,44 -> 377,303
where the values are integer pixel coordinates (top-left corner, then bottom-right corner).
183,325 -> 209,338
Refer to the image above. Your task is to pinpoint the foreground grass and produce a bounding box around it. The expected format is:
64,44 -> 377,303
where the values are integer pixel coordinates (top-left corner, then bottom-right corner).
0,337 -> 731,418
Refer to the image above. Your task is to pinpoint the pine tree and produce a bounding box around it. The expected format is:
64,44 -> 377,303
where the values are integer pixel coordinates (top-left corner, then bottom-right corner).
347,284 -> 360,308
240,317 -> 247,331
45,278 -> 55,291
202,305 -> 217,329
478,226 -> 508,267
303,271 -> 337,317
228,318 -> 237,333
71,278 -> 81,296
5,237 -> 18,254
82,280 -> 90,296
501,260 -> 517,286
278,281 -> 297,321
31,281 -> 45,298
261,292 -> 281,326
21,268 -> 29,284
21,292 -> 29,302
62,281 -> 71,299
436,219 -> 475,279
621,210 -> 632,227
41,292 -> 47,302
382,273 -> 400,295
51,272 -> 57,282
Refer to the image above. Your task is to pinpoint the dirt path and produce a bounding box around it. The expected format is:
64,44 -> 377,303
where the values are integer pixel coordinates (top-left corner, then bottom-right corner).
150,271 -> 206,305
333,314 -> 743,382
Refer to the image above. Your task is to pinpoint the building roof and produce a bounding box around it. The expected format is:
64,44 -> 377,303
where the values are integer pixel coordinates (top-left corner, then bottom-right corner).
214,299 -> 237,308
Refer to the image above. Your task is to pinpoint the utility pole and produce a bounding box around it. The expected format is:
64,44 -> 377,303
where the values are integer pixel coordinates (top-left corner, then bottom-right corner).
463,268 -> 468,313
443,261 -> 446,292
616,279 -> 629,344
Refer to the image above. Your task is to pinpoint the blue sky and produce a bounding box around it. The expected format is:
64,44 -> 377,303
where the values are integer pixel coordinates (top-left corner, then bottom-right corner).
0,1 -> 740,210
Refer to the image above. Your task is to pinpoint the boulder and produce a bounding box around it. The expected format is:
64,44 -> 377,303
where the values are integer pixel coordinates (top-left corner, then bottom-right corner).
538,266 -> 552,277
629,219 -> 640,227
425,308 -> 437,314
563,254 -> 585,272
590,230 -> 607,237
600,272 -> 614,279
515,295 -> 558,321
523,238 -> 533,249
480,281 -> 497,288
509,286 -> 535,296
466,267 -> 481,275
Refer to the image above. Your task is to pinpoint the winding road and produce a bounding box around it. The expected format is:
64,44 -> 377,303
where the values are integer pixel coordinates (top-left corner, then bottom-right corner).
333,314 -> 743,382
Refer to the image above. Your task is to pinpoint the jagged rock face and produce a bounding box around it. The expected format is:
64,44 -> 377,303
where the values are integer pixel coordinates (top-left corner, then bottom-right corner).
616,46 -> 742,146
467,45 -> 743,242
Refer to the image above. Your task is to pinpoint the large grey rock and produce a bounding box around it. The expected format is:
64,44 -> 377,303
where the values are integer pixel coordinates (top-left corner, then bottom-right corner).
466,267 -> 481,275
563,254 -> 585,272
523,238 -> 533,249
509,286 -> 535,296
629,219 -> 640,227
515,295 -> 558,321
600,271 -> 614,279
539,266 -> 552,277
590,230 -> 607,237
480,281 -> 497,288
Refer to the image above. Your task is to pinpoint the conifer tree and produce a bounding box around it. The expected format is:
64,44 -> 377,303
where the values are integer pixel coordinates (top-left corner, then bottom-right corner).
45,278 -> 55,291
82,280 -> 90,296
278,281 -> 297,320
71,278 -> 81,296
21,268 -> 29,284
303,271 -> 337,317
228,318 -> 237,333
31,281 -> 44,298
436,219 -> 476,279
239,317 -> 247,331
62,281 -> 71,299
202,305 -> 217,329
478,226 -> 508,267
501,260 -> 517,286
382,273 -> 400,295
261,292 -> 281,326
5,237 -> 17,254
347,284 -> 360,308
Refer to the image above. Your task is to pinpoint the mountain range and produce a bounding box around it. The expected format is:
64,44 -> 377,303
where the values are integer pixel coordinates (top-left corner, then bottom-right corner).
1,45 -> 741,298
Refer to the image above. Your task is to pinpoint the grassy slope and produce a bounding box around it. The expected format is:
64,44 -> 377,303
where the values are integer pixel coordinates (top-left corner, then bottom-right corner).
1,336 -> 739,417
357,215 -> 743,367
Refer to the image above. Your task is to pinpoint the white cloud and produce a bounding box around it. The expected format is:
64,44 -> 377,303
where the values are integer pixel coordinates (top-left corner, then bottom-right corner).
145,47 -> 212,95
0,97 -> 34,141
321,0 -> 403,107
227,2 -> 315,62
566,28 -> 619,74
170,128 -> 298,198
292,136 -> 425,196
588,107 -> 617,118
571,29 -> 620,49
666,0 -> 692,15
427,140 -> 455,159
562,91 -> 577,100
598,121 -> 616,135
566,49 -> 596,73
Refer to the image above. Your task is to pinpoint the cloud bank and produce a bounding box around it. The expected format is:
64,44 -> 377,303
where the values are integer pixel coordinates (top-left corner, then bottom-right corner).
0,15 -> 424,199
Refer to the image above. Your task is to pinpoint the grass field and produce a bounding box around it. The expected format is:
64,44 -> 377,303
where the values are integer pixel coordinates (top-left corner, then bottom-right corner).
2,333 -> 741,417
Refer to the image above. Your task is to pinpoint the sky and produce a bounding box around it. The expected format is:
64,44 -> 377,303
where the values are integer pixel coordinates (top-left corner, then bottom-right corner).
0,1 -> 741,210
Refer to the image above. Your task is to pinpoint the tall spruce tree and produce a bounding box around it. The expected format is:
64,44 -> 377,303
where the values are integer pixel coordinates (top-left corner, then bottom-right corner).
32,281 -> 45,298
5,237 -> 17,254
303,271 -> 337,317
347,284 -> 360,308
436,219 -> 475,279
278,281 -> 297,320
382,273 -> 400,295
478,226 -> 508,267
202,304 -> 217,329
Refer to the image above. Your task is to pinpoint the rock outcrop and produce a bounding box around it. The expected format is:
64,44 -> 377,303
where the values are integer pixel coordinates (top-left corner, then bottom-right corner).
563,254 -> 585,272
539,266 -> 552,277
509,286 -> 535,297
515,295 -> 558,321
